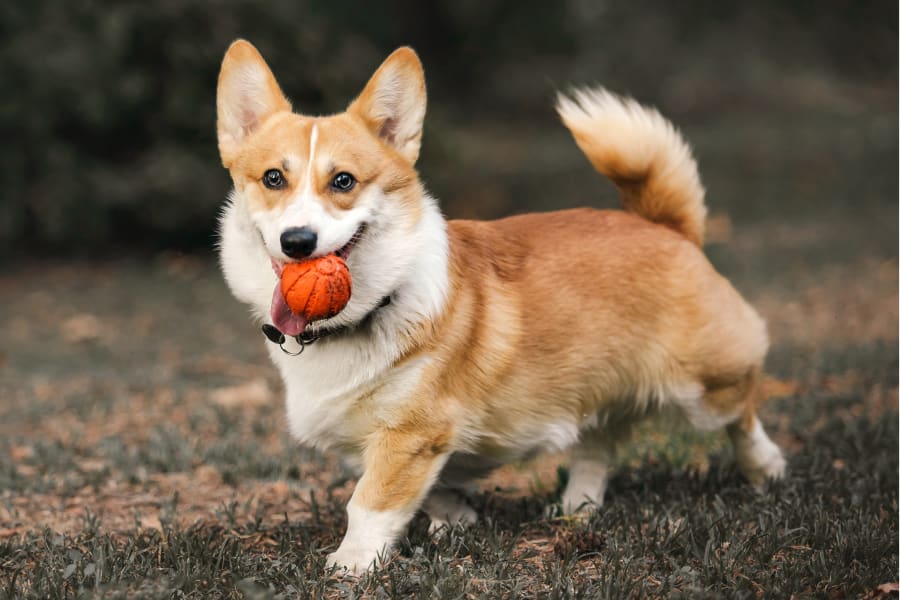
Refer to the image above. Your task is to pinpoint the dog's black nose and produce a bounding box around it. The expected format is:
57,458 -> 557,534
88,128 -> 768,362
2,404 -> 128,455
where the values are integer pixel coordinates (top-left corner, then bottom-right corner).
280,227 -> 318,258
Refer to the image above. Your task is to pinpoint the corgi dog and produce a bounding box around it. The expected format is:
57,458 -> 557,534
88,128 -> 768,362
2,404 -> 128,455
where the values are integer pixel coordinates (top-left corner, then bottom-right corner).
216,40 -> 786,574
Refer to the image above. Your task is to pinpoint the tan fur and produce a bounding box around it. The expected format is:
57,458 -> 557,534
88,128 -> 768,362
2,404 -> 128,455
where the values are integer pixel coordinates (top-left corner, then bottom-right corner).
354,421 -> 453,512
354,208 -> 769,514
419,210 -> 766,440
217,41 -> 292,169
217,42 -> 423,219
557,89 -> 707,246
348,47 -> 428,164
216,41 -> 784,571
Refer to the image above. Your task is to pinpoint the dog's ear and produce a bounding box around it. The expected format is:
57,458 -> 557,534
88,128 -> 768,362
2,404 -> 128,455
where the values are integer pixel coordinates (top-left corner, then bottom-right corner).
348,47 -> 426,164
217,40 -> 291,168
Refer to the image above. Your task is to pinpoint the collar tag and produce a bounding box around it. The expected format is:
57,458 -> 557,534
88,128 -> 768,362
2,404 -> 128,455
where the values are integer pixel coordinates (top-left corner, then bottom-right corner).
260,294 -> 392,357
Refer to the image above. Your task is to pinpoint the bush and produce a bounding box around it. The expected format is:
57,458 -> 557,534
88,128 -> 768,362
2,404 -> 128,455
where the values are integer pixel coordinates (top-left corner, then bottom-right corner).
0,0 -> 893,255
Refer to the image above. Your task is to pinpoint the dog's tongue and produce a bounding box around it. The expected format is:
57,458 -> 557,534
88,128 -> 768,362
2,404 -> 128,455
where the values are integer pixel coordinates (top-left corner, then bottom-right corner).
270,283 -> 307,337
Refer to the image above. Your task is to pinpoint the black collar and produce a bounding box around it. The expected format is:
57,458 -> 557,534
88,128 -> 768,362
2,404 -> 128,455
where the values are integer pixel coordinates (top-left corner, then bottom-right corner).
262,295 -> 392,355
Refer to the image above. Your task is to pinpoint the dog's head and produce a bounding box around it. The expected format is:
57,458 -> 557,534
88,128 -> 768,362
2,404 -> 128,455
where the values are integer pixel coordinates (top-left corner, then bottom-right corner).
217,41 -> 434,334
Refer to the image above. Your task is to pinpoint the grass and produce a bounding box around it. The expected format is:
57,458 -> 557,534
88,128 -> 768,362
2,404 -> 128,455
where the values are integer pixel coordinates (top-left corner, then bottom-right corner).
0,391 -> 895,598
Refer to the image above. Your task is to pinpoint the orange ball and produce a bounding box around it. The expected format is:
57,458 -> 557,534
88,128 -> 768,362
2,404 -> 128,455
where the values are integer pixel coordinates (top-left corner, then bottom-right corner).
280,255 -> 352,322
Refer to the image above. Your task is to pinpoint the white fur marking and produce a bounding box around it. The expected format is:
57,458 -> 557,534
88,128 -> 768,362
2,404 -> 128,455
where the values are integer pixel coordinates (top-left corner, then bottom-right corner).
674,382 -> 740,431
303,123 -> 318,198
731,419 -> 786,486
326,502 -> 408,573
560,430 -> 617,514
538,419 -> 582,453
562,458 -> 610,514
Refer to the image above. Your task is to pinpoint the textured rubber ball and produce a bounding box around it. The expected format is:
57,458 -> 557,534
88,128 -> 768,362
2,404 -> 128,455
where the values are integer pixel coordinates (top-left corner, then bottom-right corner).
280,255 -> 352,322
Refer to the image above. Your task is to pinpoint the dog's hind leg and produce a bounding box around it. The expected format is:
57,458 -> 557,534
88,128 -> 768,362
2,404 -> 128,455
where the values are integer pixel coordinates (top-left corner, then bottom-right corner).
560,424 -> 629,515
423,452 -> 498,533
727,411 -> 786,487
423,485 -> 477,534
696,368 -> 786,487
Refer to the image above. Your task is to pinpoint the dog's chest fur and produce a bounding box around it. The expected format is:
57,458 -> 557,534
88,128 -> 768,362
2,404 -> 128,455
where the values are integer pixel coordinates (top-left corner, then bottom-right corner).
219,190 -> 454,457
271,338 -> 433,452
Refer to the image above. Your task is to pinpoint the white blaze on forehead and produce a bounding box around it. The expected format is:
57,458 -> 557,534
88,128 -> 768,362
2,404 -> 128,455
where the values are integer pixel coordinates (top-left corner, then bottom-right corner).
303,123 -> 318,197
254,119 -> 363,259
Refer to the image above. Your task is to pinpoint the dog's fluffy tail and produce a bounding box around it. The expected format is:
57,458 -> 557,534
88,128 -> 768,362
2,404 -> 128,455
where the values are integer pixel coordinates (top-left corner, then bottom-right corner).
556,87 -> 707,246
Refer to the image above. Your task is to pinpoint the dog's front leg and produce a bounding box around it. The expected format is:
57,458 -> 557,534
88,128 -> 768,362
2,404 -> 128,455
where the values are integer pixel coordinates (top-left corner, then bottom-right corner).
326,426 -> 452,574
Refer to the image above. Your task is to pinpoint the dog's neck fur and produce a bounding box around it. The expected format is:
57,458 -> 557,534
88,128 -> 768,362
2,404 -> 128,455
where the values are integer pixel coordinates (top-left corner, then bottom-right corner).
377,193 -> 451,343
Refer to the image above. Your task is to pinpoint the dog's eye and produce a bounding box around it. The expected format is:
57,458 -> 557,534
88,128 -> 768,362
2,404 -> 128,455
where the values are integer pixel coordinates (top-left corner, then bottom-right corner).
331,172 -> 356,192
263,169 -> 286,190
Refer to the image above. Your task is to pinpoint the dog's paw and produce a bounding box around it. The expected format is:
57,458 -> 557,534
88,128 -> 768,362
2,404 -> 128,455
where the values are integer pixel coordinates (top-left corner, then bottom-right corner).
544,501 -> 593,522
427,502 -> 477,536
325,546 -> 381,576
743,451 -> 787,489
424,487 -> 478,536
731,420 -> 787,489
560,491 -> 603,518
736,433 -> 787,489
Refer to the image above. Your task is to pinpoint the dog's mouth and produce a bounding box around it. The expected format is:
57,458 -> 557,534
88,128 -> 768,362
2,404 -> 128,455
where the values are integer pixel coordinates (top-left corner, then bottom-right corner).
334,224 -> 366,261
268,223 -> 366,336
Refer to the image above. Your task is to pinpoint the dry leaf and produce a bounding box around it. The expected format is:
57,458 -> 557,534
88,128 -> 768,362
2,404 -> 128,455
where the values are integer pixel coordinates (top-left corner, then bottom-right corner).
61,313 -> 104,343
9,445 -> 33,461
875,582 -> 899,596
211,378 -> 273,408
194,464 -> 223,484
0,526 -> 26,539
138,515 -> 162,531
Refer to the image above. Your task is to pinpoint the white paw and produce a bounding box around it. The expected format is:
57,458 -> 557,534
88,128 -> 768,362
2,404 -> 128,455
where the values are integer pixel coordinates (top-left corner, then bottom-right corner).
731,419 -> 787,488
560,488 -> 604,517
427,502 -> 477,535
424,488 -> 478,535
544,500 -> 594,522
558,460 -> 609,518
327,502 -> 406,574
735,427 -> 787,488
325,545 -> 381,576
743,450 -> 787,488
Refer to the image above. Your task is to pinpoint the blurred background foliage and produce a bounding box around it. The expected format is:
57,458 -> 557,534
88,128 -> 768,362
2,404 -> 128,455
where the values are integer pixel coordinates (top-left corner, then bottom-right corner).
0,0 -> 895,257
